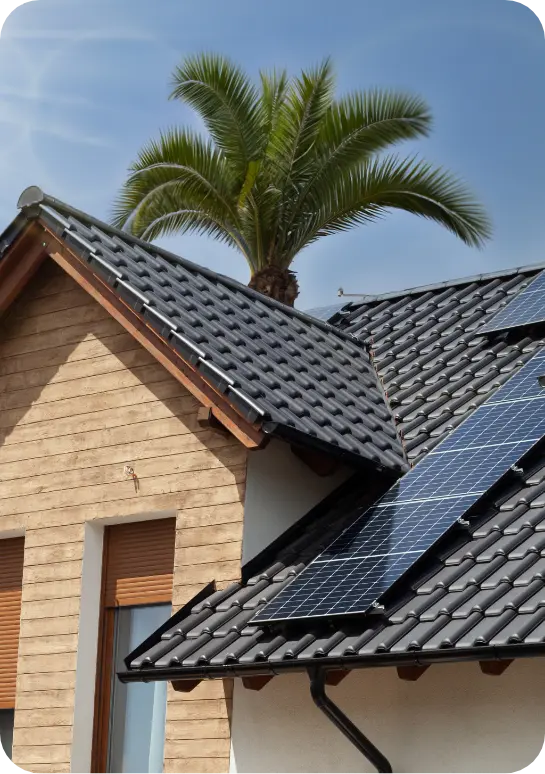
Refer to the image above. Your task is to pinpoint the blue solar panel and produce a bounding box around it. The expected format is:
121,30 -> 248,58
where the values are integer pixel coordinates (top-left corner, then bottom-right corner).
479,270 -> 545,334
305,303 -> 346,321
254,349 -> 545,623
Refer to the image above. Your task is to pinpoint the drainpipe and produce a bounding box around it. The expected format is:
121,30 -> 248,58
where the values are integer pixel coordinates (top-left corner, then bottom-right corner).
308,667 -> 393,774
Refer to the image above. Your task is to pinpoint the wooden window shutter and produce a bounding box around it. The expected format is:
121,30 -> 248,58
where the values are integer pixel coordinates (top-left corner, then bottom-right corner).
103,519 -> 175,607
0,538 -> 24,709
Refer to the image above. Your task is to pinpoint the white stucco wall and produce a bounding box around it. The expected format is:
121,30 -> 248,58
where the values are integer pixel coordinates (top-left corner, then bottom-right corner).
230,659 -> 545,773
242,439 -> 351,563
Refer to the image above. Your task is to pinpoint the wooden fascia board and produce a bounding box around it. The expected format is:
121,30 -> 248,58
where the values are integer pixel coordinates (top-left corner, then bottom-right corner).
0,223 -> 53,317
38,230 -> 265,450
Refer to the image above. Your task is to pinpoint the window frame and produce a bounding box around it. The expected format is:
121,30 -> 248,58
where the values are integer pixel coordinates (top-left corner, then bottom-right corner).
90,520 -> 175,774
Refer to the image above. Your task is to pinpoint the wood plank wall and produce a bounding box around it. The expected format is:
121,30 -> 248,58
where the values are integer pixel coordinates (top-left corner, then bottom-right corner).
0,260 -> 246,773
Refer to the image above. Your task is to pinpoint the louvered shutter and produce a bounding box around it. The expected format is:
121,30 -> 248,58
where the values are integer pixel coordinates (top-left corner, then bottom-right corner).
0,538 -> 24,708
103,519 -> 175,607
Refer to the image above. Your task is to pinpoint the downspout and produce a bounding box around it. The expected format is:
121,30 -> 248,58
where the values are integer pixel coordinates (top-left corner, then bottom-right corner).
308,667 -> 393,774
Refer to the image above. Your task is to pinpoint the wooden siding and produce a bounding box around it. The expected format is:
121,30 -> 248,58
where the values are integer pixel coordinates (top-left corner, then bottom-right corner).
0,260 -> 246,773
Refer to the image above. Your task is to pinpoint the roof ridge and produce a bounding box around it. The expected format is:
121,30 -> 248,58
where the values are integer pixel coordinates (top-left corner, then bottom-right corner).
335,261 -> 545,312
16,186 -> 366,351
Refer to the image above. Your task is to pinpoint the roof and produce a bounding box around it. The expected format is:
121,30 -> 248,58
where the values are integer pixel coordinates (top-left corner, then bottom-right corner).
0,186 -> 407,474
119,260 -> 545,683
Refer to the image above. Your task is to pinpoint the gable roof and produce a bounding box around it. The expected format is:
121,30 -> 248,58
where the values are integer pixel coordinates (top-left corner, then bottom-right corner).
119,260 -> 545,684
0,186 -> 407,474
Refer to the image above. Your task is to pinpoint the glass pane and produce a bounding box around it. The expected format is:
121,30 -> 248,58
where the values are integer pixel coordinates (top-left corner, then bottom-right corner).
0,710 -> 14,760
108,604 -> 170,774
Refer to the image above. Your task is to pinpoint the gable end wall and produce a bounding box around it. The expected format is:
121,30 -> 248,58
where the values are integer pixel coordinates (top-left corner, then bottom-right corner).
0,259 -> 246,773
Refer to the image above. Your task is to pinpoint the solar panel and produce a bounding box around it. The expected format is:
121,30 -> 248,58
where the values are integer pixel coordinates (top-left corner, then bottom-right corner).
254,348 -> 545,623
479,270 -> 545,334
305,302 -> 346,321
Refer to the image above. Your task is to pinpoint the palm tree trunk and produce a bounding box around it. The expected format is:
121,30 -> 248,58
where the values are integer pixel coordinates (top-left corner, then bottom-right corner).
248,266 -> 299,306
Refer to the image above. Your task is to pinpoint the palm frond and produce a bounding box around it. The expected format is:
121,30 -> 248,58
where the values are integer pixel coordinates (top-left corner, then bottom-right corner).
267,58 -> 335,254
141,207 -> 240,247
170,53 -> 262,176
282,90 -> 433,243
259,69 -> 289,153
318,90 -> 432,167
269,57 -> 335,180
111,128 -> 238,233
131,184 -> 252,262
288,155 -> 492,259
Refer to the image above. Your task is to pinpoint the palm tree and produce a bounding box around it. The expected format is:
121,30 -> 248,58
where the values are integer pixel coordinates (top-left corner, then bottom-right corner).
112,54 -> 490,306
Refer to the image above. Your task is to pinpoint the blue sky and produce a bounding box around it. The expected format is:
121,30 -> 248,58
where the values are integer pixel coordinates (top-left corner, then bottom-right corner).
0,0 -> 543,309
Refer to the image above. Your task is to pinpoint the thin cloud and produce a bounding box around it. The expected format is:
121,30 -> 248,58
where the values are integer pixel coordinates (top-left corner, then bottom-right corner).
36,122 -> 113,147
0,85 -> 95,108
4,28 -> 156,41
0,100 -> 113,147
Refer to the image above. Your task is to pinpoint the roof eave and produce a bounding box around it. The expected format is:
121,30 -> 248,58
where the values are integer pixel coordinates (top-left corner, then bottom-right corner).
263,422 -> 409,475
117,641 -> 545,685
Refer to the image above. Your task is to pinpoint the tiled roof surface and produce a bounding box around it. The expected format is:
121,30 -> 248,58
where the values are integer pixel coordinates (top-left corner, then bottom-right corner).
120,263 -> 545,680
9,187 -> 407,474
123,449 -> 545,677
336,269 -> 545,463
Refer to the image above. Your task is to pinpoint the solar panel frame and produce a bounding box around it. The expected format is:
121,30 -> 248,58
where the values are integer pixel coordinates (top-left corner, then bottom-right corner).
254,348 -> 545,623
305,302 -> 347,322
479,270 -> 545,334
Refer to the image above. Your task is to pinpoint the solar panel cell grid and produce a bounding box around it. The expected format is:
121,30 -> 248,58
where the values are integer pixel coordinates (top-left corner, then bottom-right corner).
480,271 -> 545,334
254,348 -> 545,623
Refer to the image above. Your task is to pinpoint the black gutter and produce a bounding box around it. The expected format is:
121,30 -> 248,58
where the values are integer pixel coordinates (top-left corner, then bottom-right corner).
117,641 -> 545,684
308,667 -> 392,773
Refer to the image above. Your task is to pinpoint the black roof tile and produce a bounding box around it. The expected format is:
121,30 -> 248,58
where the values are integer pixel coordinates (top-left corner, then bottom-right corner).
81,228 -> 545,680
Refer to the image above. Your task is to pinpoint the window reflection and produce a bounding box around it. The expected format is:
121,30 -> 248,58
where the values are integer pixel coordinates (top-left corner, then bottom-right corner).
107,604 -> 170,773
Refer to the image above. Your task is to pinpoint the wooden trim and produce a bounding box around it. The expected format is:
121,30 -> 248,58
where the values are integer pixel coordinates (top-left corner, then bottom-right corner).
91,537 -> 114,774
41,232 -> 265,451
396,665 -> 429,681
171,679 -> 202,693
479,659 -> 513,676
0,225 -> 52,318
91,608 -> 115,774
241,675 -> 273,691
324,669 -> 349,686
197,407 -> 230,436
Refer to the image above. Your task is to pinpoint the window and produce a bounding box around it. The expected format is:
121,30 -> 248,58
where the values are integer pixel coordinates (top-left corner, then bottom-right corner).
0,538 -> 24,712
0,710 -> 14,760
92,519 -> 175,774
108,605 -> 170,773
0,537 -> 24,763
